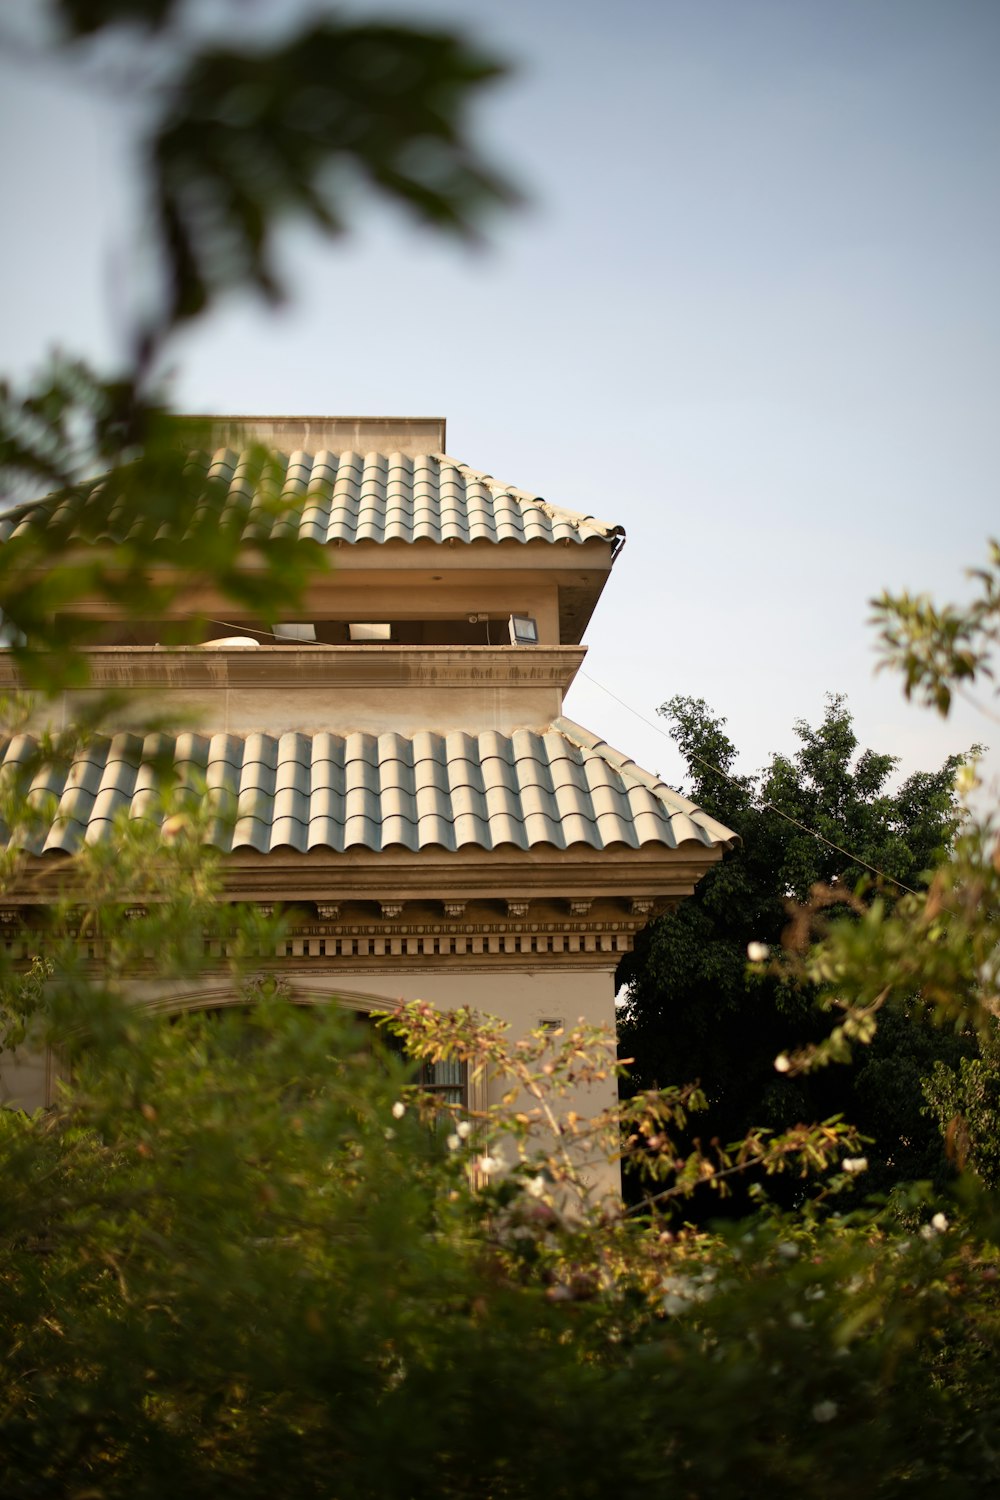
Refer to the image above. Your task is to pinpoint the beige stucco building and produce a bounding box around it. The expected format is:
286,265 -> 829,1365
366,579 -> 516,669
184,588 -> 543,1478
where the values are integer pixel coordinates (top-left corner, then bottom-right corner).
0,416 -> 736,1180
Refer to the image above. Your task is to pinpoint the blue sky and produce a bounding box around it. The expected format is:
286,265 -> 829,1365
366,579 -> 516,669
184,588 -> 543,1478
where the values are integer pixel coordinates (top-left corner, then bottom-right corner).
2,0 -> 998,796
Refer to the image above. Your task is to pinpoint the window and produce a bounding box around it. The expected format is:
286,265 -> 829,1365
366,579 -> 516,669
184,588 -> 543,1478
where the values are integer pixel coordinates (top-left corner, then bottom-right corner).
376,1018 -> 466,1107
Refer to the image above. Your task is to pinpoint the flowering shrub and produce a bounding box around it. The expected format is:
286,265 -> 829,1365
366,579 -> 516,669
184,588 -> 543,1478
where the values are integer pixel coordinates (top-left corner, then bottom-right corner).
4,970 -> 1000,1498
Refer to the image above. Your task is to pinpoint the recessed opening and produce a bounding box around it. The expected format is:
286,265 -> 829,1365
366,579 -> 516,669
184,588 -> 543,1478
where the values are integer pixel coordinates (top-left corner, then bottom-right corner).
53,615 -> 517,647
272,623 -> 317,642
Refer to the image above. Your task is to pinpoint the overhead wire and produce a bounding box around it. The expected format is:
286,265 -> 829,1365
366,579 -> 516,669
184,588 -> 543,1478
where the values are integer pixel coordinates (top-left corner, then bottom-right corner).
578,668 -> 925,900
198,616 -> 286,642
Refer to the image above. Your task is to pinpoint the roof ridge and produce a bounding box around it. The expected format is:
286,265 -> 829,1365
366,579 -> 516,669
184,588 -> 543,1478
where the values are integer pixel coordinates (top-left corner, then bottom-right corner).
433,453 -> 625,550
553,715 -> 674,797
552,716 -> 740,847
0,446 -> 627,557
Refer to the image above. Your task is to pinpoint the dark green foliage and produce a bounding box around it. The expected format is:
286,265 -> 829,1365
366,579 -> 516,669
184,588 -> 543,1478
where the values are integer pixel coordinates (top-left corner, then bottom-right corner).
43,3 -> 513,336
4,989 -> 1000,1500
922,1025 -> 1000,1187
55,0 -> 179,36
151,21 -> 515,326
0,997 -> 469,1497
850,1005 -> 979,1187
618,694 -> 975,1204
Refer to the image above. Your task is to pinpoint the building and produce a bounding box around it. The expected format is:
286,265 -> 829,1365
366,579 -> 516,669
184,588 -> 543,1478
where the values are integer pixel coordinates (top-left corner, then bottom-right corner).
0,416 -> 737,1173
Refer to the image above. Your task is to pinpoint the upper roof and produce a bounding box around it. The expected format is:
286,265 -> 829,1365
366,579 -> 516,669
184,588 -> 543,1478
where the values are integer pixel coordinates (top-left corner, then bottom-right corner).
188,448 -> 623,549
0,415 -> 625,555
0,717 -> 736,858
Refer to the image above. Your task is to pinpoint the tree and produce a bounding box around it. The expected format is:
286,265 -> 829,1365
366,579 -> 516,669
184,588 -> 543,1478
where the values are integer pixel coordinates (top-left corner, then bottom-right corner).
617,693 -> 977,1201
921,1033 -> 1000,1188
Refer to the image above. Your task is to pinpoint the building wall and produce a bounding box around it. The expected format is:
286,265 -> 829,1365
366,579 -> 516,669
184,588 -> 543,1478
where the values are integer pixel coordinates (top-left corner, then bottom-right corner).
0,965 -> 621,1198
14,643 -> 586,739
0,1043 -> 54,1114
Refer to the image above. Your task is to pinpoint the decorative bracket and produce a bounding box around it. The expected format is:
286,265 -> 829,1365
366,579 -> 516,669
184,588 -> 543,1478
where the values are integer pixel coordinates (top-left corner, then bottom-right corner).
443,900 -> 467,919
124,906 -> 147,921
629,897 -> 655,919
316,903 -> 341,921
506,899 -> 531,919
380,901 -> 405,920
568,898 -> 592,918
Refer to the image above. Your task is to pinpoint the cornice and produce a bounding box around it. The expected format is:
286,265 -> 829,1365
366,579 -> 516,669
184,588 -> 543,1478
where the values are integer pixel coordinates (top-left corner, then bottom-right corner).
0,645 -> 586,693
1,902 -> 651,972
219,845 -> 722,903
6,842 -> 723,909
1,873 -> 678,968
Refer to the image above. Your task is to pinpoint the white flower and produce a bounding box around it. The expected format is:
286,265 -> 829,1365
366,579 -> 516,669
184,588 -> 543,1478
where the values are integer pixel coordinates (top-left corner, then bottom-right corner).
812,1400 -> 838,1424
391,1101 -> 406,1120
384,1127 -> 395,1140
456,1121 -> 472,1140
476,1152 -> 508,1178
660,1272 -> 714,1314
774,1053 -> 791,1074
921,1212 -> 949,1240
747,941 -> 770,963
842,1156 -> 868,1174
661,1274 -> 696,1315
788,1311 -> 809,1329
526,1174 -> 547,1199
776,1241 -> 799,1260
446,1133 -> 461,1152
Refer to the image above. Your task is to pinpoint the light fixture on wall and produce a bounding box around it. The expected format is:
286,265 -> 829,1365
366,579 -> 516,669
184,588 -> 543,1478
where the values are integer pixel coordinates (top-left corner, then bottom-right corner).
508,614 -> 539,645
348,622 -> 392,642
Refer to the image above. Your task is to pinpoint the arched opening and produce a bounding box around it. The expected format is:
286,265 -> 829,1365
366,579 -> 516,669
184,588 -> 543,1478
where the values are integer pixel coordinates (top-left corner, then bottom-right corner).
153,983 -> 467,1108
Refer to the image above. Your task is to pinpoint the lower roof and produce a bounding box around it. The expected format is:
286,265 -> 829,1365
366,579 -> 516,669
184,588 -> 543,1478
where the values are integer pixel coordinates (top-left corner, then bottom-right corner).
0,717 -> 737,858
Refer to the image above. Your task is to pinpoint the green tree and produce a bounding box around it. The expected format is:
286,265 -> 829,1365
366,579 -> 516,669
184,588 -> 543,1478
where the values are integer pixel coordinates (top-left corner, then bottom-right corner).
617,693 -> 976,1201
922,1033 -> 1000,1188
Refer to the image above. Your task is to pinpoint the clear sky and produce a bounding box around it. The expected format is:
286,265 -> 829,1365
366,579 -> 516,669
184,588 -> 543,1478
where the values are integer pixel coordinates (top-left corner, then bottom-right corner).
2,0 -> 998,797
